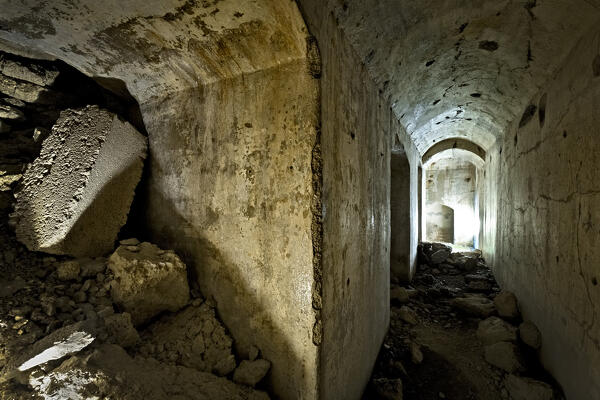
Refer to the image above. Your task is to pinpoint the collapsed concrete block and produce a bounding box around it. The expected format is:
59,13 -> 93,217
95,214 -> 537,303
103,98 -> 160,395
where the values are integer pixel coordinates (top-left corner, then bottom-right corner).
140,301 -> 236,376
107,242 -> 189,325
11,106 -> 147,257
476,317 -> 518,345
0,53 -> 59,87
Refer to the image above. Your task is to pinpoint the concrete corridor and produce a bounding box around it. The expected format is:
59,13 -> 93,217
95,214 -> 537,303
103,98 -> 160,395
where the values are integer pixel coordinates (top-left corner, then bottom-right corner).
0,1 -> 598,399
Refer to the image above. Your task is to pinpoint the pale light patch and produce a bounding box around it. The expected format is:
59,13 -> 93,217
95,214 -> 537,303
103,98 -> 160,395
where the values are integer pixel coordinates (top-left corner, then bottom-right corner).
18,331 -> 94,371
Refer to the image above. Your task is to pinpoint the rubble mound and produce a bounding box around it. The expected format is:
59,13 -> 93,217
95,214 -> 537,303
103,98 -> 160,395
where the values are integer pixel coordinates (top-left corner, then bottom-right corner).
108,240 -> 190,325
11,105 -> 147,257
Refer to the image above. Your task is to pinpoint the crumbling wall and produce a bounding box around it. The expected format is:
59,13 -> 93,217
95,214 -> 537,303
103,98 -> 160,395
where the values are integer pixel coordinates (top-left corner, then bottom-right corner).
483,24 -> 600,399
297,2 -> 420,398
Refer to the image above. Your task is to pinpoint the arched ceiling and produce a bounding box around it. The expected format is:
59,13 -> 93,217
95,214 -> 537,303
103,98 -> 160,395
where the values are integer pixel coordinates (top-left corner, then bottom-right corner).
321,0 -> 600,154
422,138 -> 485,165
424,148 -> 485,170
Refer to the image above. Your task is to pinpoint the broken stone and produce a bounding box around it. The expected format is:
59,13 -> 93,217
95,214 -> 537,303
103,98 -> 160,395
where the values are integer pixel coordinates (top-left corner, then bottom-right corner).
410,342 -> 423,364
16,320 -> 96,371
108,242 -> 189,325
29,344 -> 269,400
11,106 -> 147,256
484,341 -> 525,373
494,291 -> 520,319
391,286 -> 410,303
519,320 -> 542,349
32,127 -> 50,143
0,53 -> 60,87
119,237 -> 140,246
0,73 -> 52,103
504,374 -> 554,400
103,312 -> 139,348
477,317 -> 517,345
452,295 -> 495,317
233,359 -> 271,387
430,248 -> 451,264
79,257 -> 106,278
56,260 -> 80,281
248,345 -> 260,361
372,377 -> 403,400
0,103 -> 24,120
398,306 -> 418,325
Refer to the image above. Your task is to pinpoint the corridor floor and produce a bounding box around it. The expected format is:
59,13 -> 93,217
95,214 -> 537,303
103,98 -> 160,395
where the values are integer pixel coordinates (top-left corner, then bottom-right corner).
365,244 -> 563,400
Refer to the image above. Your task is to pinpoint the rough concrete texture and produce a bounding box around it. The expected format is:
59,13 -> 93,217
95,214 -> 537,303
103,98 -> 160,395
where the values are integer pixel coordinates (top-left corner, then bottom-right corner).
107,242 -> 189,326
0,2 -> 322,397
139,301 -> 236,376
29,344 -> 269,400
298,3 -> 419,397
12,105 -> 147,257
483,24 -> 600,399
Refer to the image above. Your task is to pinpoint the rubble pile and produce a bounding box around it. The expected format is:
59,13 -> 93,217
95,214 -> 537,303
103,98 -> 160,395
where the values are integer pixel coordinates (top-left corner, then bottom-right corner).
367,242 -> 562,400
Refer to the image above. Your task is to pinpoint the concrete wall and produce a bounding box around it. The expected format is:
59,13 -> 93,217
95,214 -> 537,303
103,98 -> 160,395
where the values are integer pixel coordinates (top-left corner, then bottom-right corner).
391,149 -> 412,280
0,1 -> 322,398
297,1 -> 420,397
425,158 -> 478,247
483,25 -> 600,400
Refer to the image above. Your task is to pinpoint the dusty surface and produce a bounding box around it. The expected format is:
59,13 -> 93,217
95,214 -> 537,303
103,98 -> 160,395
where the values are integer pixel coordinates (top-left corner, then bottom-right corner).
12,106 -> 147,257
365,244 -> 563,400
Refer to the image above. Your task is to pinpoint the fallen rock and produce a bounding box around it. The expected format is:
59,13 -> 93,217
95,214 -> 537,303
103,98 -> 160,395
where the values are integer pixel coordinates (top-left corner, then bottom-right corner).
430,248 -> 451,264
504,374 -> 554,400
494,291 -> 520,319
410,342 -> 423,364
11,105 -> 147,257
452,295 -> 495,317
0,73 -> 51,103
233,359 -> 271,387
519,320 -> 542,349
103,312 -> 139,348
0,103 -> 24,120
398,306 -> 418,325
140,301 -> 235,376
484,341 -> 525,373
108,242 -> 189,325
56,260 -> 80,281
391,286 -> 410,304
477,317 -> 517,345
28,344 -> 269,400
372,377 -> 403,400
0,53 -> 60,87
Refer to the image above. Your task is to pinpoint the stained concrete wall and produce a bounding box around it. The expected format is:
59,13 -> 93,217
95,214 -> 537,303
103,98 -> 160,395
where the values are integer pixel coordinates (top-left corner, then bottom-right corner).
0,1 -> 322,398
391,149 -> 412,280
425,158 -> 478,247
483,25 -> 600,400
297,2 -> 420,397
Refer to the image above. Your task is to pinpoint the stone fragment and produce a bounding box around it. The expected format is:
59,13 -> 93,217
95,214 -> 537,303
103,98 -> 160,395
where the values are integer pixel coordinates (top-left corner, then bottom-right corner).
108,242 -> 189,325
504,375 -> 554,400
410,342 -> 423,364
79,257 -> 106,278
0,73 -> 52,103
372,377 -> 403,400
32,127 -> 50,143
398,306 -> 418,325
519,320 -> 542,349
29,344 -> 269,400
233,359 -> 271,387
391,286 -> 410,303
248,345 -> 260,361
477,317 -> 518,344
11,106 -> 147,257
0,53 -> 60,86
484,342 -> 525,373
119,237 -> 140,246
452,295 -> 495,317
16,320 -> 96,371
103,312 -> 139,348
494,291 -> 520,319
0,103 -> 24,120
56,260 -> 80,281
140,301 -> 235,375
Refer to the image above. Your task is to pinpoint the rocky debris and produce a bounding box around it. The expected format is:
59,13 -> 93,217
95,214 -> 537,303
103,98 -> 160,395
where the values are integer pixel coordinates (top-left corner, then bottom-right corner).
452,295 -> 495,317
484,342 -> 525,373
476,317 -> 518,345
0,53 -> 59,87
398,306 -> 418,325
371,377 -> 403,400
233,359 -> 271,387
108,241 -> 190,325
29,344 -> 270,400
15,320 -> 96,372
391,285 -> 410,304
504,374 -> 554,400
139,301 -> 236,376
11,105 -> 147,257
56,260 -> 80,281
519,320 -> 542,349
104,312 -> 139,348
493,290 -> 520,319
410,342 -> 423,364
0,73 -> 52,104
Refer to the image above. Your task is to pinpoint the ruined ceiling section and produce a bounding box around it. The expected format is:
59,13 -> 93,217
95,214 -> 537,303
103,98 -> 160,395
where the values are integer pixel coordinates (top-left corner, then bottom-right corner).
323,0 -> 600,153
0,0 -> 309,103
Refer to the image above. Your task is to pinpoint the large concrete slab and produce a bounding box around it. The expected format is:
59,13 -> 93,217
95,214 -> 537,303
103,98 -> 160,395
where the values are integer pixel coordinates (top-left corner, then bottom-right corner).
12,105 -> 147,257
